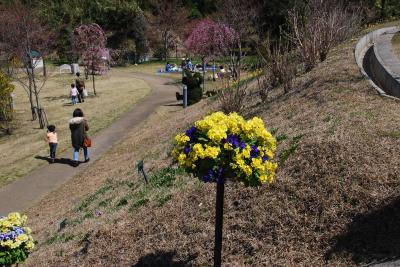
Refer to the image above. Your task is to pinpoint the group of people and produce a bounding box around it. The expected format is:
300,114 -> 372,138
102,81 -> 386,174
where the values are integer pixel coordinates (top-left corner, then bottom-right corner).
70,72 -> 87,105
181,58 -> 194,71
45,108 -> 91,167
43,72 -> 94,167
165,62 -> 180,72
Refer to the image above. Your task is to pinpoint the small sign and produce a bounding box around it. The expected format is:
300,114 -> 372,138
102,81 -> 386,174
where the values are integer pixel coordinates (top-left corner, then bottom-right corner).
137,160 -> 148,184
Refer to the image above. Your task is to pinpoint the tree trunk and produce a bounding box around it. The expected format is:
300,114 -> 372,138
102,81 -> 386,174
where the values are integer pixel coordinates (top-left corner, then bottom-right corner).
237,42 -> 242,81
381,0 -> 386,19
43,58 -> 47,77
92,72 -> 96,96
28,77 -> 36,121
32,68 -> 45,129
164,31 -> 169,61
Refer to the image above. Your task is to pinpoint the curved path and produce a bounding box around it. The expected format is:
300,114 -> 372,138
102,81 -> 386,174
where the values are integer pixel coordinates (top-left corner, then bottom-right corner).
0,72 -> 179,214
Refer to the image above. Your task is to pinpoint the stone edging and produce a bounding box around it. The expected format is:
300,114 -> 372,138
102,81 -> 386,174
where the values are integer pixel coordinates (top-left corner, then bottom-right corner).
354,26 -> 400,100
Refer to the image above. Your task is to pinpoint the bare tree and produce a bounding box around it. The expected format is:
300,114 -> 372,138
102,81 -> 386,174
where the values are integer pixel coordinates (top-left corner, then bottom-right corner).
149,0 -> 188,61
287,6 -> 319,72
270,43 -> 297,94
0,1 -> 53,128
212,0 -> 258,113
255,38 -> 297,98
216,0 -> 257,80
288,0 -> 361,72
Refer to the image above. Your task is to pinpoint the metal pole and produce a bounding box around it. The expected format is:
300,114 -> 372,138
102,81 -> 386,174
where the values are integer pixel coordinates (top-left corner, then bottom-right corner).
183,85 -> 188,108
141,169 -> 148,184
202,57 -> 205,93
214,180 -> 225,267
212,60 -> 216,82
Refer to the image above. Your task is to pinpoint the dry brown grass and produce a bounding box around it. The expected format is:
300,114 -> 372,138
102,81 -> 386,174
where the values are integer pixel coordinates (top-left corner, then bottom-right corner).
22,27 -> 400,266
0,67 -> 151,186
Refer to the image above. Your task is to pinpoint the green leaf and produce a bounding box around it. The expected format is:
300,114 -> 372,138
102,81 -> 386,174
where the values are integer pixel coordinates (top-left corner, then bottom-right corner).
197,137 -> 209,142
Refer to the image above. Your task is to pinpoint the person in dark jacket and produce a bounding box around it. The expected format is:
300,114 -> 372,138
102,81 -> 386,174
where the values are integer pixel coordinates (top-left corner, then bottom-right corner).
69,108 -> 90,166
75,72 -> 85,103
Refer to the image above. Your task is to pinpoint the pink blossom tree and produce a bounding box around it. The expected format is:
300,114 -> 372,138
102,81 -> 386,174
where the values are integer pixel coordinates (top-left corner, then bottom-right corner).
74,23 -> 107,96
185,19 -> 237,58
185,19 -> 238,84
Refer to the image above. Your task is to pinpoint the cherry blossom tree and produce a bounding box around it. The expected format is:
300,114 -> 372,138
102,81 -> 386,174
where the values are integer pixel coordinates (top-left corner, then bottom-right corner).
74,23 -> 107,96
185,19 -> 238,86
185,18 -> 237,59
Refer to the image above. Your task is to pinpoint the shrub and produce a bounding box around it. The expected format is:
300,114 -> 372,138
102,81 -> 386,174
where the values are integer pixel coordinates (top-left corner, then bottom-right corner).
0,72 -> 14,134
182,69 -> 203,105
218,80 -> 247,114
256,71 -> 273,102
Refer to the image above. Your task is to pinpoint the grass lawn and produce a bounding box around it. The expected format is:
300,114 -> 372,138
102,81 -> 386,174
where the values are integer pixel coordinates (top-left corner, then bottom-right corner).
0,66 -> 151,187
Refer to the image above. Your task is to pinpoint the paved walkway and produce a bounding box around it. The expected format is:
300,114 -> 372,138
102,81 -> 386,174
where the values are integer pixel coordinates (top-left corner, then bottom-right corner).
0,72 -> 179,214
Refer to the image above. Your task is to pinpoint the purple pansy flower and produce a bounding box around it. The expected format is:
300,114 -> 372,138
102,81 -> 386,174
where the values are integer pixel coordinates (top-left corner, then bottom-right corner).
202,167 -> 223,183
239,141 -> 246,150
250,145 -> 260,158
185,126 -> 198,143
184,145 -> 191,154
223,134 -> 240,148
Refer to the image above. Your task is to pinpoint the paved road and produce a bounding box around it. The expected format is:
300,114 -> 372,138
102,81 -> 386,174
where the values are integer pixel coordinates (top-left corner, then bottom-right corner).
0,72 -> 179,214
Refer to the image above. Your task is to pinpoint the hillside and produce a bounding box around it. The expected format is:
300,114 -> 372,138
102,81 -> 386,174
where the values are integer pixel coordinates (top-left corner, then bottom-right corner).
23,30 -> 400,266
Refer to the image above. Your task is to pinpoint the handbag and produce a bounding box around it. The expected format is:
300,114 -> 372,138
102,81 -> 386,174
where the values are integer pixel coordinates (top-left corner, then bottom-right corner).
83,136 -> 92,147
83,88 -> 88,97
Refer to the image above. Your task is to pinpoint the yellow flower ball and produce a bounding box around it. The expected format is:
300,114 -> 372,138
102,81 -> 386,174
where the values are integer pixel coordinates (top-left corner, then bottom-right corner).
173,112 -> 278,186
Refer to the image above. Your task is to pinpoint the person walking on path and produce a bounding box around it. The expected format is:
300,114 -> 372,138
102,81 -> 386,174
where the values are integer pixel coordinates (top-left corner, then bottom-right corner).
45,124 -> 58,163
70,83 -> 78,105
69,108 -> 90,167
75,72 -> 86,103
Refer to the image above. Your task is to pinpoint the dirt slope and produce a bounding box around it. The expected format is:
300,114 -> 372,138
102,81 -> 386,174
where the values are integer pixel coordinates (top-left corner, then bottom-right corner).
24,35 -> 400,266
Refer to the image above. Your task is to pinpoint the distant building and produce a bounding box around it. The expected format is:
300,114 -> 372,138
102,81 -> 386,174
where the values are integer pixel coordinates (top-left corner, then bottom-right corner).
28,50 -> 43,69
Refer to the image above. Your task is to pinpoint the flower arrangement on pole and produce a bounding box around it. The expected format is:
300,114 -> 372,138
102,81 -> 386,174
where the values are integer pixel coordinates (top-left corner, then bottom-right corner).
172,112 -> 277,266
0,213 -> 35,266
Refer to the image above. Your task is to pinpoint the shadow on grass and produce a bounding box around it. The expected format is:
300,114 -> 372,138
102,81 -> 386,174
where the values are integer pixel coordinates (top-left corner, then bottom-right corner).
164,81 -> 182,86
327,196 -> 400,265
131,250 -> 195,267
35,155 -> 76,166
43,95 -> 69,101
63,102 -> 79,107
164,103 -> 183,107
